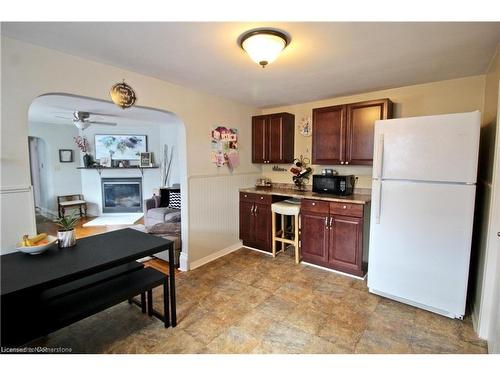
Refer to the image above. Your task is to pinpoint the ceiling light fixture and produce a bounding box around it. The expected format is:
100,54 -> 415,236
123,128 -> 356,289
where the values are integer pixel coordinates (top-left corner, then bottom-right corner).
239,29 -> 290,68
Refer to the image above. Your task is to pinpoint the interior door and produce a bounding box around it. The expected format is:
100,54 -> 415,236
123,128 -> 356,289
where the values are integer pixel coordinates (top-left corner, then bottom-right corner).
28,137 -> 42,208
329,215 -> 362,275
300,212 -> 329,263
268,115 -> 284,163
312,105 -> 345,165
346,100 -> 388,165
368,179 -> 476,317
374,111 -> 480,183
252,116 -> 267,163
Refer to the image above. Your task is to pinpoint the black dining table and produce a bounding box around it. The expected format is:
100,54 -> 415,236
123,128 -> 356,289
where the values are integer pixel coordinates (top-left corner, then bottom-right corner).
1,228 -> 176,343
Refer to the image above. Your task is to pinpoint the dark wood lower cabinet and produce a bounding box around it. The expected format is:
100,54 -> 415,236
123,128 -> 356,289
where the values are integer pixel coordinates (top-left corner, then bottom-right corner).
300,212 -> 329,264
329,215 -> 363,276
239,200 -> 255,243
301,199 -> 368,277
253,203 -> 272,251
239,192 -> 283,252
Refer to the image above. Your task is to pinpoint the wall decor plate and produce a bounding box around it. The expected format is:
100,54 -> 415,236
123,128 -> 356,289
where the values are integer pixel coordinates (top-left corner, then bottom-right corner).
110,80 -> 137,109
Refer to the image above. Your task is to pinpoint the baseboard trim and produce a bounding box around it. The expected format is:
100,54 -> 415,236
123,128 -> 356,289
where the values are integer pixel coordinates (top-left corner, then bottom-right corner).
302,261 -> 366,280
242,246 -> 273,256
189,241 -> 242,270
179,252 -> 189,272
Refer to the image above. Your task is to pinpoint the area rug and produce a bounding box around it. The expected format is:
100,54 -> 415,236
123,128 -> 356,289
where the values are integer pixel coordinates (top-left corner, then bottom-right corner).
82,213 -> 144,227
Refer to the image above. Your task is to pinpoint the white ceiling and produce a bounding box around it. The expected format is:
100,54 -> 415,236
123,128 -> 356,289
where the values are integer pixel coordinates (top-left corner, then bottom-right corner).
4,22 -> 500,108
29,94 -> 178,128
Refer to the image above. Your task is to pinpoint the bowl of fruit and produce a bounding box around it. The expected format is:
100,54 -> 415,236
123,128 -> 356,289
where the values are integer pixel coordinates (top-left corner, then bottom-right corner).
16,233 -> 57,255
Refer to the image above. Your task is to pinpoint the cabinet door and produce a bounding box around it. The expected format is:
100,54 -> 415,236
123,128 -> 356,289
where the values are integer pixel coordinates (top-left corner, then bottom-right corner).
268,114 -> 285,163
345,99 -> 392,165
253,203 -> 272,251
329,215 -> 363,276
268,114 -> 295,163
239,201 -> 255,243
300,212 -> 330,264
252,116 -> 267,163
312,105 -> 346,165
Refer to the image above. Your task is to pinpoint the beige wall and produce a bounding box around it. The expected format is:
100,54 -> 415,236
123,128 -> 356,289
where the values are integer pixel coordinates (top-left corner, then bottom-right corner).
472,44 -> 500,340
260,76 -> 485,189
0,36 -> 261,267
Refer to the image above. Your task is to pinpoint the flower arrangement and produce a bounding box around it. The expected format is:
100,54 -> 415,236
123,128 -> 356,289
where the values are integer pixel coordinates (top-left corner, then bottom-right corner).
74,136 -> 89,153
290,155 -> 313,191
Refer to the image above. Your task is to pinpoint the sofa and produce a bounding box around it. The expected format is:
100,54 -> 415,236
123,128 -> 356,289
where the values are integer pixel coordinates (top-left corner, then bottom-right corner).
142,189 -> 182,266
144,194 -> 181,228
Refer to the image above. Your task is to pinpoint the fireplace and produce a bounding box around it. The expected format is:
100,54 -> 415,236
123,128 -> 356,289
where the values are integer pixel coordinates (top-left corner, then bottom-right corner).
101,178 -> 143,213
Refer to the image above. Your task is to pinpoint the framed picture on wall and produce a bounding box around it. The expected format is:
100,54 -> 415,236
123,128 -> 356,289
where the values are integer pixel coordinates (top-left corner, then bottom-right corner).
59,149 -> 74,163
94,134 -> 147,161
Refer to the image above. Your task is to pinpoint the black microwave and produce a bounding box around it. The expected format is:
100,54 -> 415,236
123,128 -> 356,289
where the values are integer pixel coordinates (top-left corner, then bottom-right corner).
312,175 -> 355,196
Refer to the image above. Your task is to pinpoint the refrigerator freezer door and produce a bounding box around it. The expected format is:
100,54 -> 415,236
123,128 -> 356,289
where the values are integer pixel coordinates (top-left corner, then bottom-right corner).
373,111 -> 480,183
368,180 -> 476,317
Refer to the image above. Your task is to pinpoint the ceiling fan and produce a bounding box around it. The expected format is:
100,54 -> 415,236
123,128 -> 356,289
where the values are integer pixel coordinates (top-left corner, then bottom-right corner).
55,111 -> 117,130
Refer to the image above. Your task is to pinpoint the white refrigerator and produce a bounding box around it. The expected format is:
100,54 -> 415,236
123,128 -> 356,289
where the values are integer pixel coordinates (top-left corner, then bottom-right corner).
367,111 -> 480,319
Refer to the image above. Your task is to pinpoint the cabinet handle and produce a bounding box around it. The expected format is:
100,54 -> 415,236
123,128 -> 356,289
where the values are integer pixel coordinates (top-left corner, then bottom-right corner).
312,202 -> 316,206
260,196 -> 264,199
329,217 -> 333,228
345,161 -> 349,165
250,205 -> 255,215
340,161 -> 344,165
324,217 -> 328,228
343,205 -> 347,209
254,206 -> 258,215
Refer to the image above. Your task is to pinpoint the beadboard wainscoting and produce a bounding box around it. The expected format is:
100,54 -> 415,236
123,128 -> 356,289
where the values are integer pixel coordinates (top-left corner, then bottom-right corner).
0,185 -> 37,254
187,172 -> 261,269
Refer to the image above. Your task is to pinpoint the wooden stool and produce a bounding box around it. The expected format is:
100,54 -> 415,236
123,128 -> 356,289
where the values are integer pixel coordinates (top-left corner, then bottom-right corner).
271,201 -> 301,264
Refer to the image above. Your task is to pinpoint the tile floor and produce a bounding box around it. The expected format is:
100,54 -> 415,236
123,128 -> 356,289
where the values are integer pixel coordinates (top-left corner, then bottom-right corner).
31,248 -> 488,354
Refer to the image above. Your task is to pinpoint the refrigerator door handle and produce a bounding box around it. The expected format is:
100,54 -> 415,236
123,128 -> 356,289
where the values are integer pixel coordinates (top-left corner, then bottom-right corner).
375,134 -> 384,179
374,180 -> 382,224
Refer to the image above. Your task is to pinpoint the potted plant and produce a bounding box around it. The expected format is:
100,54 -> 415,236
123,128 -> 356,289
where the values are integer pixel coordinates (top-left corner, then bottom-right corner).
54,213 -> 79,248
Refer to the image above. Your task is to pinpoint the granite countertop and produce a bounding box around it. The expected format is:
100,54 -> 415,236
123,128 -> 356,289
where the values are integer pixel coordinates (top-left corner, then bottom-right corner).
239,186 -> 371,204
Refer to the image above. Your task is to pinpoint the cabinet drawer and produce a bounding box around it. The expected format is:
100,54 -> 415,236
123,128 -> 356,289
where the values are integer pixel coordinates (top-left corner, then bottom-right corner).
240,192 -> 273,204
301,199 -> 329,214
240,192 -> 255,202
254,194 -> 273,204
329,202 -> 364,217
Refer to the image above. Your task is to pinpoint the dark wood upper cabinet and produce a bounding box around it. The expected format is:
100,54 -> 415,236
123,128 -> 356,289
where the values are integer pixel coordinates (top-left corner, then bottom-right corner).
312,105 -> 345,165
252,115 -> 267,164
312,98 -> 393,165
252,113 -> 295,164
346,99 -> 393,165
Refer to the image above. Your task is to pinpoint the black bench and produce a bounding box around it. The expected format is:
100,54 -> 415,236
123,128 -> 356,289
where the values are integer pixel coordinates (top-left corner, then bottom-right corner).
40,267 -> 170,338
40,261 -> 145,300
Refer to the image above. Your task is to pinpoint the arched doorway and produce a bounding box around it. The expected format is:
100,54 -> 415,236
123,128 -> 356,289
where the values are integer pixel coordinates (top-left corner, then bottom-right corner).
27,93 -> 189,270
